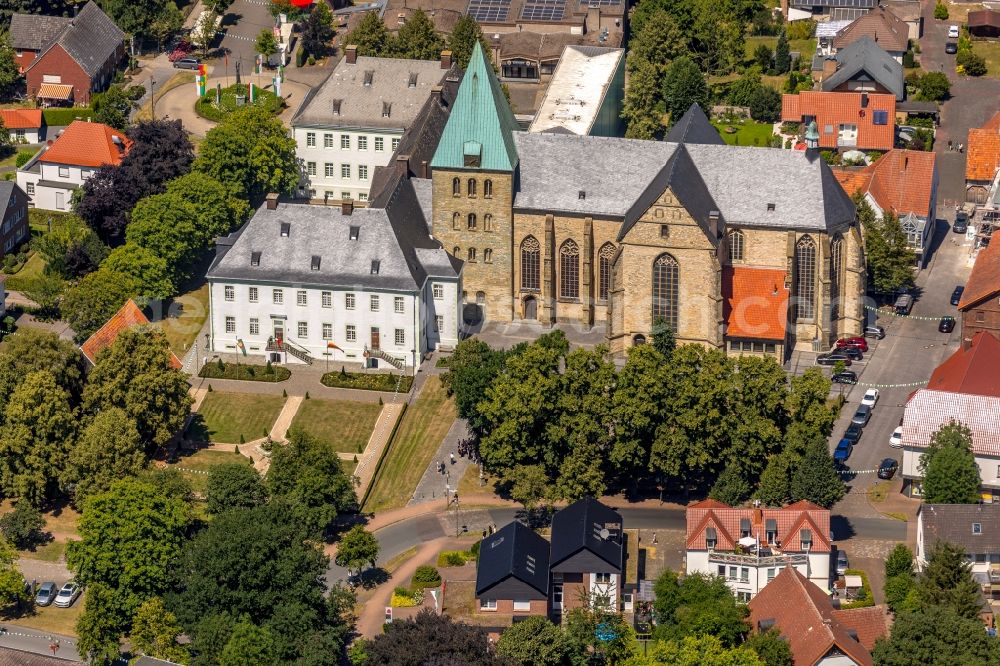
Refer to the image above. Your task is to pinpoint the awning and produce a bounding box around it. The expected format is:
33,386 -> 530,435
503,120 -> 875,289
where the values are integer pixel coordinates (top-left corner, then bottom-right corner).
844,575 -> 863,588
36,83 -> 73,100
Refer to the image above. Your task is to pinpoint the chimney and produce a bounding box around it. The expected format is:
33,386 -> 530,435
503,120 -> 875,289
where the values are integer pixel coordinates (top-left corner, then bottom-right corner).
430,84 -> 443,105
586,5 -> 600,33
341,198 -> 353,216
823,57 -> 838,79
345,45 -> 358,64
440,50 -> 452,69
396,153 -> 410,179
420,160 -> 429,178
265,192 -> 279,210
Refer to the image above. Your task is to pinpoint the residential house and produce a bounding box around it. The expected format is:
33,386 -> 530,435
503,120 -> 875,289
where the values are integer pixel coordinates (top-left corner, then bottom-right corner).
917,503 -> 1000,596
883,0 -> 923,40
0,646 -> 84,666
0,109 -> 43,144
832,149 -> 938,266
781,91 -> 895,151
686,499 -> 833,601
80,299 -> 182,368
958,245 -> 1000,347
968,10 -> 1000,39
475,521 -> 551,617
206,185 -> 462,370
527,46 -> 625,137
782,0 -> 874,22
816,20 -> 854,57
0,182 -> 30,260
748,567 -> 890,666
13,2 -> 125,106
291,48 -> 458,204
928,331 -> 1000,395
494,29 -> 624,89
721,266 -> 791,361
549,498 -> 624,614
832,6 -> 910,62
16,120 -> 131,212
819,37 -> 905,101
432,43 -> 865,357
966,111 -> 1000,205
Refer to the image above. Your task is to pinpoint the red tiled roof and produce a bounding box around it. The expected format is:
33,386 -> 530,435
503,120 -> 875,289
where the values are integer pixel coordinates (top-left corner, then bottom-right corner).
966,111 -> 1000,182
969,10 -> 1000,30
901,389 -> 1000,457
959,239 -> 1000,309
781,91 -> 896,151
832,605 -> 893,651
831,165 -> 874,197
722,266 -> 789,341
81,299 -> 182,369
866,149 -> 936,217
686,501 -> 831,553
927,332 -> 1000,397
39,120 -> 131,168
748,568 -> 875,666
833,6 -> 910,52
0,108 -> 42,130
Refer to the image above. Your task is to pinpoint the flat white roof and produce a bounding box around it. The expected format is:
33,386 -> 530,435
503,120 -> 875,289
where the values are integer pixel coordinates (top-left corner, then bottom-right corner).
528,45 -> 624,136
816,19 -> 852,37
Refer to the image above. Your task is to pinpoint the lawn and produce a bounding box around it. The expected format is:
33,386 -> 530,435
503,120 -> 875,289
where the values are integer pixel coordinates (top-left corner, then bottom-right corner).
290,398 -> 383,454
167,448 -> 253,493
154,282 -> 209,355
188,391 -> 285,444
362,376 -> 457,512
10,592 -> 85,636
710,120 -> 776,147
971,42 -> 1000,77
745,36 -> 817,62
28,209 -> 76,236
3,252 -> 46,291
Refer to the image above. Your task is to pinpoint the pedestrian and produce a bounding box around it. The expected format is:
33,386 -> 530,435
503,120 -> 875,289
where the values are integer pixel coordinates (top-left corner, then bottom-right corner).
450,452 -> 455,464
948,140 -> 953,151
959,143 -> 964,153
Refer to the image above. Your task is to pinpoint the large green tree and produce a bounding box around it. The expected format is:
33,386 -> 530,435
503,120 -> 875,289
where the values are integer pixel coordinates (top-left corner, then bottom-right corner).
652,570 -> 749,647
99,0 -> 169,42
126,193 -> 203,284
625,634 -> 764,666
0,32 -> 19,97
101,245 -> 175,300
623,58 -> 664,139
392,9 -> 443,60
496,616 -> 574,666
628,10 -> 684,72
206,463 -> 267,515
0,328 -> 84,420
610,344 -> 669,479
334,525 -> 380,580
789,437 -> 845,508
744,629 -> 793,666
441,337 -> 508,435
218,618 -> 281,666
920,422 -> 980,504
0,535 -> 29,616
129,596 -> 190,664
364,609 -> 499,665
872,605 -> 1000,666
301,0 -> 334,58
32,214 -> 108,279
76,582 -> 125,666
709,463 -> 752,506
60,270 -> 140,343
64,408 -> 147,508
915,541 -> 982,620
755,452 -> 794,506
856,196 -> 915,295
448,15 -> 490,70
345,11 -> 392,57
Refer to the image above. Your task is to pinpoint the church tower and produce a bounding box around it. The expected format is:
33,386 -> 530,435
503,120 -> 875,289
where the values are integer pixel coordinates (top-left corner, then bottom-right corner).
430,42 -> 519,324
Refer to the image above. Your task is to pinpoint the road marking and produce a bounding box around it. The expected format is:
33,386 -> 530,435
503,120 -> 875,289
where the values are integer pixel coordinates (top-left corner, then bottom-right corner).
0,629 -> 78,646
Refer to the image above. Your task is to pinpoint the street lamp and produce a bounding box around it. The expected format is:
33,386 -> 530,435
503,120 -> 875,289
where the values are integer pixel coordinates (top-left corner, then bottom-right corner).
150,75 -> 156,121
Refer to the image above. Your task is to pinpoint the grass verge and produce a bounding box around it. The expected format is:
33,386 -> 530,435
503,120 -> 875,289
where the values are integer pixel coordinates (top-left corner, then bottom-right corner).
8,593 -> 85,635
4,252 -> 46,291
153,282 -> 209,355
290,398 -> 382,453
167,448 -> 253,494
710,119 -> 776,147
362,376 -> 456,512
971,41 -> 1000,77
188,391 -> 285,444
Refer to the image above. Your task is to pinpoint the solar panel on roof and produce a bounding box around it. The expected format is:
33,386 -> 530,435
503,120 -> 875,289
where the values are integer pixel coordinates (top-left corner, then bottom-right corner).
520,0 -> 565,21
584,0 -> 620,6
467,0 -> 510,22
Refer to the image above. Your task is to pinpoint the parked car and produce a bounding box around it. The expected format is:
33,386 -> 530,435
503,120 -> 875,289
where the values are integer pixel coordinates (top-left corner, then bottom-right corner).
954,212 -> 968,234
841,347 -> 864,361
35,581 -> 57,607
173,57 -> 201,70
939,316 -> 956,333
861,389 -> 879,407
894,294 -> 914,315
851,404 -> 871,426
948,25 -> 960,38
844,422 -> 864,444
836,337 -> 869,352
54,582 -> 81,608
878,458 -> 899,480
951,286 -> 965,306
864,325 -> 885,339
832,370 -> 858,384
836,549 -> 850,575
833,439 -> 853,465
945,41 -> 958,54
889,426 -> 903,448
817,352 -> 852,366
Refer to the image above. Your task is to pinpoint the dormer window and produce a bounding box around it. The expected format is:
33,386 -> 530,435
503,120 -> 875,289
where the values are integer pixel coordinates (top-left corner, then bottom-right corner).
382,102 -> 391,117
408,72 -> 418,88
463,141 -> 482,168
371,260 -> 380,274
765,519 -> 777,544
280,222 -> 290,237
363,70 -> 374,86
740,518 -> 751,539
349,226 -> 360,241
578,190 -> 586,200
332,99 -> 342,115
706,527 -> 717,550
973,523 -> 983,535
251,251 -> 261,266
766,203 -> 776,212
800,529 -> 812,550
311,255 -> 321,271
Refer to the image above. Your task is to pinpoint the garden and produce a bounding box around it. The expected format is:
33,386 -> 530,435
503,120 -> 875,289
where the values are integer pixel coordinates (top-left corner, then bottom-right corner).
194,83 -> 285,122
289,398 -> 383,454
186,391 -> 285,444
320,367 -> 414,392
198,357 -> 291,382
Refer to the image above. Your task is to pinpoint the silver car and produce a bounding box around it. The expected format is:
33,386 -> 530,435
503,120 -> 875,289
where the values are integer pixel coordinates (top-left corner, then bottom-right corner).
35,581 -> 57,606
836,550 -> 849,576
850,404 -> 871,426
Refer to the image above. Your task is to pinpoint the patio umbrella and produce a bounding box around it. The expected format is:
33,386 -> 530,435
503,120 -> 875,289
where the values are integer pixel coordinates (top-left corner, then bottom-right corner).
738,536 -> 758,548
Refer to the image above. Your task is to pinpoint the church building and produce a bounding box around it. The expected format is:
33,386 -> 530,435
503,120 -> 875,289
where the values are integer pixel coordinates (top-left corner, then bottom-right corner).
429,44 -> 865,359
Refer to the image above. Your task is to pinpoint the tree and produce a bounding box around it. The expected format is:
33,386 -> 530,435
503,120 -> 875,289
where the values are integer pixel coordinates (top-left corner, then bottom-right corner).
0,501 -> 46,549
611,344 -> 670,480
346,11 -> 392,57
652,570 -> 749,647
64,408 -> 147,508
651,317 -> 676,358
93,85 -> 136,131
859,201 -> 916,294
166,172 -> 250,238
629,10 -> 684,71
774,30 -> 790,73
365,609 -> 499,665
190,8 -> 220,58
102,244 -> 174,300
754,43 -> 773,72
206,463 -> 267,515
564,606 -> 636,664
0,32 -> 19,98
448,15 -> 490,70
190,613 -> 236,666
0,328 -> 85,419
75,582 -> 124,666
83,327 -> 192,450
872,605 -> 1000,666
885,543 -> 914,579
916,541 -> 982,619
335,525 -> 380,580
32,214 -> 108,279
130,596 -> 190,664
745,629 -> 793,666
748,84 -> 782,123
933,2 -> 948,20
884,574 -> 918,613
302,0 -> 335,58
755,453 -> 794,506
506,464 -> 550,513
789,438 -> 845,508
218,619 -> 280,666
0,370 -> 76,506
496,616 -> 574,666
126,192 -> 202,284
100,0 -> 170,43
440,337 -> 507,435
623,57 -> 665,139
0,535 -> 29,616
709,462 -> 752,506
957,50 -> 987,77
728,68 -> 764,107
662,56 -> 709,127
150,1 -> 184,51
625,634 -> 764,666
916,71 -> 950,101
193,105 -> 299,200
921,422 -> 980,504
20,272 -> 65,318
60,269 -> 139,342
393,9 -> 443,60
255,28 -> 278,58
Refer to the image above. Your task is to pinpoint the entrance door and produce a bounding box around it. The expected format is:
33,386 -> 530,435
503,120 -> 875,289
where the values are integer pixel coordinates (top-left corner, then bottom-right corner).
523,296 -> 537,320
552,584 -> 563,611
371,327 -> 380,350
273,321 -> 284,344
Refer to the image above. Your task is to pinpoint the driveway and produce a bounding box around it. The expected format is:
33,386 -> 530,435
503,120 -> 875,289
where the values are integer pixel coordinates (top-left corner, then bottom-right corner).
219,0 -> 280,72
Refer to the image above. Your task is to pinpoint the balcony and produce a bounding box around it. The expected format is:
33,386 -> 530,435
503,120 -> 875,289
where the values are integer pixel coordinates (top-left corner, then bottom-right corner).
707,550 -> 810,568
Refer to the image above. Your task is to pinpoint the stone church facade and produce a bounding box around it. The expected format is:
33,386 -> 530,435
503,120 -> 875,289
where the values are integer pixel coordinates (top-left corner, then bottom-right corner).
429,43 -> 865,359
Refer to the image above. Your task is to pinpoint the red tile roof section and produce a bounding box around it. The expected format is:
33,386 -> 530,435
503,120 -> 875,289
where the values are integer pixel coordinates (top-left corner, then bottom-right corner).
39,120 -> 132,168
831,165 -> 874,197
833,6 -> 910,52
722,266 -> 789,341
959,241 -> 1000,310
832,605 -> 893,651
966,111 -> 1000,182
0,108 -> 43,129
927,332 -> 1000,397
866,149 -> 936,217
686,501 -> 831,553
748,567 -> 875,666
781,91 -> 896,151
80,299 -> 182,369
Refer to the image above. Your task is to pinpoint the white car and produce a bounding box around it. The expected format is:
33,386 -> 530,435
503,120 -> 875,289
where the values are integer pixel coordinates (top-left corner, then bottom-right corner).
948,25 -> 960,38
890,426 -> 903,448
54,582 -> 81,608
861,389 -> 879,408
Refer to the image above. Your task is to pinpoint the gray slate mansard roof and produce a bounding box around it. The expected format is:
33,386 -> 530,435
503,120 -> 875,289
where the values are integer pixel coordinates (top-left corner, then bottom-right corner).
9,13 -> 71,51
822,36 -> 905,101
476,521 -> 550,598
920,504 -> 1000,554
23,2 -> 124,79
207,179 -> 459,291
291,56 -> 454,130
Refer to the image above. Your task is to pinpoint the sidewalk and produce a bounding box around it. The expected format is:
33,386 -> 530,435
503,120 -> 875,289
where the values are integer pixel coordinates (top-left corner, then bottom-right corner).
408,418 -> 473,506
352,403 -> 405,499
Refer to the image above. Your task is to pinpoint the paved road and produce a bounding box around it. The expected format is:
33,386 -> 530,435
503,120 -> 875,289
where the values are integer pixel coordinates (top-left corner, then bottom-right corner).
219,0 -> 279,72
0,626 -> 80,662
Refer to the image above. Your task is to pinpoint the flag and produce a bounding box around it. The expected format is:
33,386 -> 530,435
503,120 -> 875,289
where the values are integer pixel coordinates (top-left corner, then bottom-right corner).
236,339 -> 247,356
327,341 -> 341,351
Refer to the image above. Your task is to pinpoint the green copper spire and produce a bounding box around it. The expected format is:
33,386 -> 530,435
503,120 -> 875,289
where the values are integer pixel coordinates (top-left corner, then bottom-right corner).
430,42 -> 519,172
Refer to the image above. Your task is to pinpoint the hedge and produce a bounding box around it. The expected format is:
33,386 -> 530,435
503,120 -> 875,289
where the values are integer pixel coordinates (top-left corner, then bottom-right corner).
436,549 -> 477,567
194,84 -> 285,122
840,569 -> 875,609
42,108 -> 94,126
198,360 -> 291,382
411,565 -> 442,589
320,369 -> 413,392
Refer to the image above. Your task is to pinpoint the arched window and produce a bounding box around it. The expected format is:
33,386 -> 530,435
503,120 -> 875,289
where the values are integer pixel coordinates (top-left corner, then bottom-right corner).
467,213 -> 477,230
598,242 -> 616,302
468,247 -> 477,262
795,235 -> 817,321
484,248 -> 493,263
559,239 -> 580,299
452,177 -> 460,196
521,236 -> 540,291
476,291 -> 486,304
453,245 -> 460,257
652,253 -> 679,332
484,214 -> 493,231
452,212 -> 461,230
728,229 -> 744,262
484,179 -> 493,197
467,179 -> 477,197
830,234 -> 843,318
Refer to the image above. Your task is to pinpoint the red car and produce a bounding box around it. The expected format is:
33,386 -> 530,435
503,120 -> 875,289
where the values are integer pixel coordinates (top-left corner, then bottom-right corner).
835,337 -> 868,352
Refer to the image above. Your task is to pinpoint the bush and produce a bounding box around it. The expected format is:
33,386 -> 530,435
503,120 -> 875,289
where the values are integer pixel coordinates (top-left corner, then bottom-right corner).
198,361 -> 292,382
933,2 -> 948,19
194,84 -> 286,122
437,550 -> 473,567
787,19 -> 816,40
902,50 -> 915,68
916,71 -> 950,101
307,54 -> 316,66
470,540 -> 481,558
957,50 -> 987,77
125,84 -> 147,101
0,502 -> 46,549
15,149 -> 37,168
321,370 -> 413,392
390,586 -> 424,607
42,107 -> 93,126
412,565 -> 442,588
296,46 -> 307,67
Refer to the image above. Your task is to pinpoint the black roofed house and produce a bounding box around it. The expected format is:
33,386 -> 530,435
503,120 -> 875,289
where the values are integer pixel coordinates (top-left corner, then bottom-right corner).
475,520 -> 551,617
550,497 -> 624,615
819,36 -> 905,101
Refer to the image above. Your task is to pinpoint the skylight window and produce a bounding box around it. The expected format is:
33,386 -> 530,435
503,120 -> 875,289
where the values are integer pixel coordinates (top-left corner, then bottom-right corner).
332,99 -> 342,115
370,260 -> 380,274
382,102 -> 391,118
408,72 -> 418,88
363,70 -> 374,86
251,251 -> 261,266
280,222 -> 290,237
349,226 -> 360,241
311,255 -> 321,270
